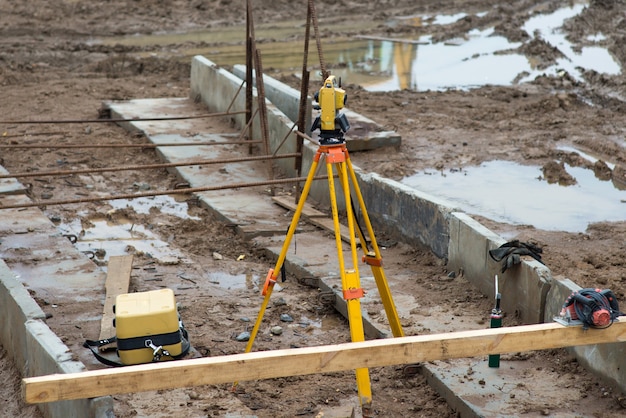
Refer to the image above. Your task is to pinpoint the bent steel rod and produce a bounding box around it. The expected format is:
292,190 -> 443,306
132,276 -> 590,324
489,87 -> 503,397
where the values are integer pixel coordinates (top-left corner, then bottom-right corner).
0,175 -> 331,210
0,153 -> 301,179
0,140 -> 264,149
0,110 -> 246,125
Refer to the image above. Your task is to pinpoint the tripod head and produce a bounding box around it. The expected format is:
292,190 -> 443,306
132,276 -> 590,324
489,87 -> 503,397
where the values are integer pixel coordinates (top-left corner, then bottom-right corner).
311,75 -> 350,145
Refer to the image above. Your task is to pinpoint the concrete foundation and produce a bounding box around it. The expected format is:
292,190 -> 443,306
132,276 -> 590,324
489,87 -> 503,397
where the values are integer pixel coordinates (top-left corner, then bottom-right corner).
0,55 -> 624,417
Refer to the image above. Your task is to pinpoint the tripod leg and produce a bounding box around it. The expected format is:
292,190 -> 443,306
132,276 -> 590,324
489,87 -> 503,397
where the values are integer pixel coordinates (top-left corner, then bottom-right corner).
345,153 -> 405,338
327,158 -> 373,410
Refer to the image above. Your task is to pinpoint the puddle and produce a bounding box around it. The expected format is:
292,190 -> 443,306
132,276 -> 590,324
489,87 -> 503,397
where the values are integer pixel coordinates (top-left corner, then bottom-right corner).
557,145 -> 616,170
401,160 -> 626,233
519,3 -> 621,82
205,271 -> 261,291
55,195 -> 197,267
101,1 -> 619,92
299,314 -> 346,334
374,28 -> 526,92
58,218 -> 184,265
107,195 -> 200,219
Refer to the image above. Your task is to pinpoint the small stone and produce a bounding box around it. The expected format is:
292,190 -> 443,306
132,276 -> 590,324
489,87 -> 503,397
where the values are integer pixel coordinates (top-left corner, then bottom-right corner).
235,331 -> 250,342
212,252 -> 223,260
240,317 -> 250,322
280,313 -> 294,322
159,255 -> 180,265
133,182 -> 151,191
273,297 -> 287,307
270,326 -> 283,336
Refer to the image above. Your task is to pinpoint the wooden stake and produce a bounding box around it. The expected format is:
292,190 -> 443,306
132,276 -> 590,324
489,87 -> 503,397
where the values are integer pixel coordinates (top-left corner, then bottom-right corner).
23,318 -> 626,404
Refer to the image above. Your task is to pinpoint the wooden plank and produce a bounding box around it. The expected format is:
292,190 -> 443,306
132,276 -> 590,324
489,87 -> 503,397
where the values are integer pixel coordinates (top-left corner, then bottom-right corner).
355,35 -> 429,45
23,318 -> 626,404
272,195 -> 362,244
272,195 -> 328,218
308,217 -> 354,243
99,255 -> 133,341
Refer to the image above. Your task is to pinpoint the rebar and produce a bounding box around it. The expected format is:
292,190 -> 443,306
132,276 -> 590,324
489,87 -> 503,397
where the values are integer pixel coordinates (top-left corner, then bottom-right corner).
0,175 -> 332,210
0,110 -> 246,125
0,153 -> 301,179
0,140 -> 263,149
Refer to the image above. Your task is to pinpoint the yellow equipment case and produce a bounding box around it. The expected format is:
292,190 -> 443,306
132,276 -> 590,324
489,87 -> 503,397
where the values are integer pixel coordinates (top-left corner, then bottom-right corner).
114,288 -> 186,365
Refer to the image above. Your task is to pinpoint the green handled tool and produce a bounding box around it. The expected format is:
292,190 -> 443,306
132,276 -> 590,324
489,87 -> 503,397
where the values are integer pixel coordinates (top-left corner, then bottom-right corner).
489,275 -> 502,368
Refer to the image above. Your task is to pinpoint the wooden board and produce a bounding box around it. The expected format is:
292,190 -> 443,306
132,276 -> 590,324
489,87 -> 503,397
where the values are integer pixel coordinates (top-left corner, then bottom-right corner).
23,318 -> 626,404
272,195 -> 328,218
99,255 -> 133,341
308,217 -> 354,243
272,195 -> 361,244
355,35 -> 429,45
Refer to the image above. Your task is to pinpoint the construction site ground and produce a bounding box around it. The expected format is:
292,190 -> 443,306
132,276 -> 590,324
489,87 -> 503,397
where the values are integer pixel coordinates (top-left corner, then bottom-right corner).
2,0 -> 626,417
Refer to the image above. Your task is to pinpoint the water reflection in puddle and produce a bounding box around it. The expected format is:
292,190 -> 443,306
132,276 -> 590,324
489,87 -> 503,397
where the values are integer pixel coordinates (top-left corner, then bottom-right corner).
206,271 -> 261,291
108,195 -> 200,219
103,1 -> 619,91
56,195 -> 194,266
352,3 -> 619,91
299,314 -> 345,333
365,28 -> 526,92
519,3 -> 620,82
58,218 -> 184,265
401,160 -> 626,233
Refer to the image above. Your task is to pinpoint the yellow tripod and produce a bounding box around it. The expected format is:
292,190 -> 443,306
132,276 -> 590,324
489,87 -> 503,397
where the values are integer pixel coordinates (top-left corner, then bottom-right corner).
242,141 -> 404,413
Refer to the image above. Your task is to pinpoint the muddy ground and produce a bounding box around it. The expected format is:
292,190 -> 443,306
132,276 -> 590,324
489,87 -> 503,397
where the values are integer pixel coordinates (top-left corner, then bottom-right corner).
1,0 -> 626,417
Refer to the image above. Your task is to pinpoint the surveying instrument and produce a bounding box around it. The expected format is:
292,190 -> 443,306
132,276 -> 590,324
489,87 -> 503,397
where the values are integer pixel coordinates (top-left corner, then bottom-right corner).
241,74 -> 404,414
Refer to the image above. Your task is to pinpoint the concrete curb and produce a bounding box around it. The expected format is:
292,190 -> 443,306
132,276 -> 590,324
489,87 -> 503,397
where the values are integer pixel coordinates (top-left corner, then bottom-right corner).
0,178 -> 114,417
25,320 -> 114,417
0,265 -> 114,417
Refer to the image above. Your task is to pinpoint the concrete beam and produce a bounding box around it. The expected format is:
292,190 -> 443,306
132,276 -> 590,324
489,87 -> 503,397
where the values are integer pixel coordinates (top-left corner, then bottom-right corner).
0,261 -> 113,418
25,320 -> 114,417
0,262 -> 46,368
355,172 -> 454,259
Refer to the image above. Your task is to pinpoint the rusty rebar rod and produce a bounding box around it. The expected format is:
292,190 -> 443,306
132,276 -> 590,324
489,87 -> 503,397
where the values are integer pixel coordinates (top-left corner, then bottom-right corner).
294,130 -> 318,145
0,153 -> 301,180
0,131 -> 68,138
0,110 -> 246,125
0,140 -> 264,149
272,122 -> 298,158
0,175 -> 332,210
